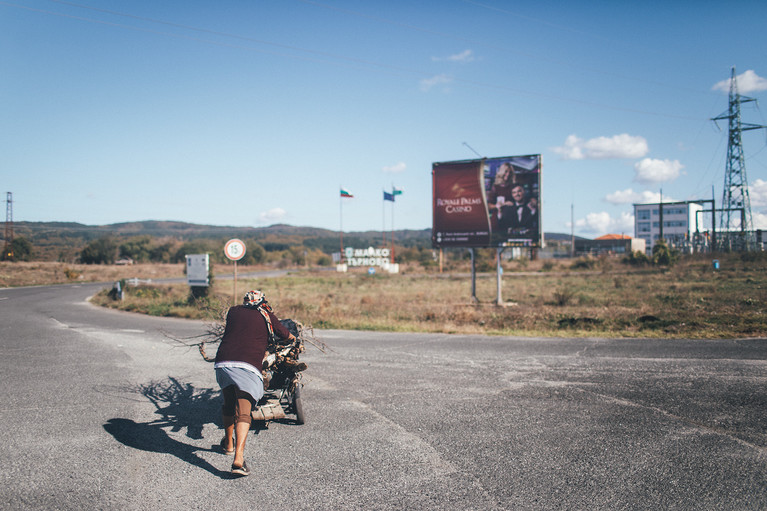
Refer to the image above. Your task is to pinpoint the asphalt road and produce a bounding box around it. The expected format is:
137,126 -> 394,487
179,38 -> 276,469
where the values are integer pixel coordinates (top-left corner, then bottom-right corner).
0,282 -> 765,510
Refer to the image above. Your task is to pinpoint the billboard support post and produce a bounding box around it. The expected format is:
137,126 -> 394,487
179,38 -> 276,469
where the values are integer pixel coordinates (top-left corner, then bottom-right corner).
496,248 -> 503,306
470,248 -> 478,303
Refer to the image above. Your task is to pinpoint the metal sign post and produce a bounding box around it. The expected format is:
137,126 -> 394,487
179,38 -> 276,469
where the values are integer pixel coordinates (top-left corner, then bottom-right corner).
224,239 -> 246,305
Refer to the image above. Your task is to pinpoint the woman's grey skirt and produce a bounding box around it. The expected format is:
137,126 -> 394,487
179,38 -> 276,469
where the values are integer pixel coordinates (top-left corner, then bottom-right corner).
215,366 -> 264,403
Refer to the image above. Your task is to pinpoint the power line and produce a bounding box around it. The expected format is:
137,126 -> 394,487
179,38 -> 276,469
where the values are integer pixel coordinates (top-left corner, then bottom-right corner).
1,0 -> 711,121
299,0 -> 719,98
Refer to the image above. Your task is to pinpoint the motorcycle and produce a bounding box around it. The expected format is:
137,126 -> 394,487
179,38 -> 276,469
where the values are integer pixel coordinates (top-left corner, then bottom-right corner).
252,319 -> 307,425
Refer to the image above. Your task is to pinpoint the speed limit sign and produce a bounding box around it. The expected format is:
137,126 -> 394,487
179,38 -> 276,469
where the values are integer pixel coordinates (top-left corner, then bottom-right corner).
224,239 -> 246,261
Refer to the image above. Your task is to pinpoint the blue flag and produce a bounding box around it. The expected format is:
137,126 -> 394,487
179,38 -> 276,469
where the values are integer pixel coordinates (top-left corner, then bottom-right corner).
383,191 -> 395,202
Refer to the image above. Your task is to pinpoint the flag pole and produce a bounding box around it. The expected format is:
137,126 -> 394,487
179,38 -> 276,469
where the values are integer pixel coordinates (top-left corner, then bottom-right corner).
382,191 -> 387,247
390,193 -> 395,264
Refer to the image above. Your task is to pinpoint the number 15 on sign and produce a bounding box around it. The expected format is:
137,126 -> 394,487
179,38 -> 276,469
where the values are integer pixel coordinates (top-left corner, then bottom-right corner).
224,239 -> 246,304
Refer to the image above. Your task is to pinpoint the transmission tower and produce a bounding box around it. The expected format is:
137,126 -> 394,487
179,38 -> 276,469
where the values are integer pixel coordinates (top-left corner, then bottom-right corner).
711,67 -> 766,251
4,192 -> 13,260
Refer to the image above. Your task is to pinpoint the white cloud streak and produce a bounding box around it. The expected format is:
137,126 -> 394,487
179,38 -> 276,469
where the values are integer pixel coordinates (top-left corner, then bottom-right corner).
633,158 -> 683,184
575,211 -> 634,235
382,162 -> 406,173
552,134 -> 649,160
420,74 -> 453,92
258,207 -> 287,224
712,69 -> 767,94
431,49 -> 475,63
753,212 -> 767,230
749,178 -> 767,207
605,189 -> 676,204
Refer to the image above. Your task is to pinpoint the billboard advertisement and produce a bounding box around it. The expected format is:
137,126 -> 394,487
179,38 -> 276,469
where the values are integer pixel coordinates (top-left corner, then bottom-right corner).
432,154 -> 541,248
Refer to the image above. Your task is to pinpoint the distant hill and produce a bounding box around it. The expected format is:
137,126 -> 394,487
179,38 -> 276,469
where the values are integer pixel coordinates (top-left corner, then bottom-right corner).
8,220 -> 584,261
544,232 -> 589,242
9,221 -> 433,261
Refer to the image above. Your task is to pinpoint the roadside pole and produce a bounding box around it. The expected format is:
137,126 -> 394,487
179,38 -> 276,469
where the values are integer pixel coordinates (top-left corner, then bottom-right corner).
224,239 -> 246,306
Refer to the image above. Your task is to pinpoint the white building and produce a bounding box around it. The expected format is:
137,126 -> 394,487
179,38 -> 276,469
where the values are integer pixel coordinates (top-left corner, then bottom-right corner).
633,201 -> 704,254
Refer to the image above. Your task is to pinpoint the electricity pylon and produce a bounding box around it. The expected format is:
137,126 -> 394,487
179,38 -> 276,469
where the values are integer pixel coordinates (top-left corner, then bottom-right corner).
711,67 -> 766,251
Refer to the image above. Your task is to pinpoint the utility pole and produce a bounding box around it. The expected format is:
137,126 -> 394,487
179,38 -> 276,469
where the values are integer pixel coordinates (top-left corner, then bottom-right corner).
570,203 -> 575,257
4,192 -> 13,260
659,188 -> 664,243
712,67 -> 766,251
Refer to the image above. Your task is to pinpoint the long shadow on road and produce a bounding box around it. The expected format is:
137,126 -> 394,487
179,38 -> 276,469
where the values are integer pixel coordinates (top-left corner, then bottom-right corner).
103,377 -> 235,478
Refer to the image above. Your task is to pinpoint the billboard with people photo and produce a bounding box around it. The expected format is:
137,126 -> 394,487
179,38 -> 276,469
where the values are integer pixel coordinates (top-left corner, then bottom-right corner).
432,154 -> 541,248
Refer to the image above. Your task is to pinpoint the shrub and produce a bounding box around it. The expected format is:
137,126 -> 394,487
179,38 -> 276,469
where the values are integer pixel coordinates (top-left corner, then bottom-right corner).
64,268 -> 81,280
552,287 -> 576,306
652,240 -> 675,266
570,257 -> 597,270
623,250 -> 650,266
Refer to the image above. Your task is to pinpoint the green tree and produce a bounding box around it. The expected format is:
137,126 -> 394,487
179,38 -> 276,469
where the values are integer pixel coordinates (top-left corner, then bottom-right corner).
150,241 -> 177,263
2,236 -> 33,261
240,241 -> 266,264
119,236 -> 153,263
174,241 -> 218,263
80,236 -> 118,264
417,247 -> 436,268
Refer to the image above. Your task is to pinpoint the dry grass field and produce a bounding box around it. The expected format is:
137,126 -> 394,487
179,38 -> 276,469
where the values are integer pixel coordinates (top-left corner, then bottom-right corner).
0,261 -> 187,287
7,253 -> 759,339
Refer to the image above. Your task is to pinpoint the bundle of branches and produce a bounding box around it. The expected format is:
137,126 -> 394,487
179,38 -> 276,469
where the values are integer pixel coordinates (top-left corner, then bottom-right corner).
261,318 -> 308,391
181,295 -> 327,363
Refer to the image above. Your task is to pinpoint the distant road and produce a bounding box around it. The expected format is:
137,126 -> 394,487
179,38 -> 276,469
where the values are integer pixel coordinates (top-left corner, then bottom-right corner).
145,269 -> 290,285
0,283 -> 765,509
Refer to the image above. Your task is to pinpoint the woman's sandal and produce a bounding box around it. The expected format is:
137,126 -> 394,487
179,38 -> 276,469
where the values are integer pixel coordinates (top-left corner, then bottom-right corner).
219,437 -> 234,455
231,461 -> 250,477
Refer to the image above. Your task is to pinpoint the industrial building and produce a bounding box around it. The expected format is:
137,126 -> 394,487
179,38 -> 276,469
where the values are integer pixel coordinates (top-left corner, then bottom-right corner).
633,201 -> 704,254
574,234 -> 645,257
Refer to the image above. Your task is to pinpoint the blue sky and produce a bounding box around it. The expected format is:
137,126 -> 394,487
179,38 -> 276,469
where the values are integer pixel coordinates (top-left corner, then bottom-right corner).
2,0 -> 767,238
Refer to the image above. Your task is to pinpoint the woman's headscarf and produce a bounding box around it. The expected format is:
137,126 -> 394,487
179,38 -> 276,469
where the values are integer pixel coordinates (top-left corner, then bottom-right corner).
243,290 -> 275,338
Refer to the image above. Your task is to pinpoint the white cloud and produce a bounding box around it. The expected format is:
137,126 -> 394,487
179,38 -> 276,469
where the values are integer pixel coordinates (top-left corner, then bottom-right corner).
753,211 -> 767,230
552,134 -> 649,160
605,189 -> 676,204
712,69 -> 767,94
382,162 -> 406,173
605,189 -> 642,204
749,178 -> 767,207
432,49 -> 475,63
420,74 -> 452,92
575,211 -> 634,236
258,207 -> 287,224
633,158 -> 683,184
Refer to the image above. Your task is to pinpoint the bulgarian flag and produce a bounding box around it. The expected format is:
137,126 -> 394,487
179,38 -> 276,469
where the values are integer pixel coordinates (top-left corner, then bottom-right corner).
392,186 -> 403,196
340,188 -> 354,198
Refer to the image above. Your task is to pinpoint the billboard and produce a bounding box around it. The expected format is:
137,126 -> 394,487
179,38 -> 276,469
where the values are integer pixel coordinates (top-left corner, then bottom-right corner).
432,154 -> 541,248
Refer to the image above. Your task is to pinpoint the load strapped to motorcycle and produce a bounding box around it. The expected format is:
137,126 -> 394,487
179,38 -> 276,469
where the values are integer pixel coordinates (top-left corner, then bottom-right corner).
253,318 -> 307,425
182,293 -> 327,427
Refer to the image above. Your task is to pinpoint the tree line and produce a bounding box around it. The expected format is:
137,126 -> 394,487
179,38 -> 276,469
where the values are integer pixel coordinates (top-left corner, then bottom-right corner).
1,232 -> 462,269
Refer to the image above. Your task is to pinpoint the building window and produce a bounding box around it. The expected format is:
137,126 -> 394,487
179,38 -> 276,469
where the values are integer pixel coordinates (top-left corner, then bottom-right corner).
637,222 -> 651,233
637,210 -> 651,220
